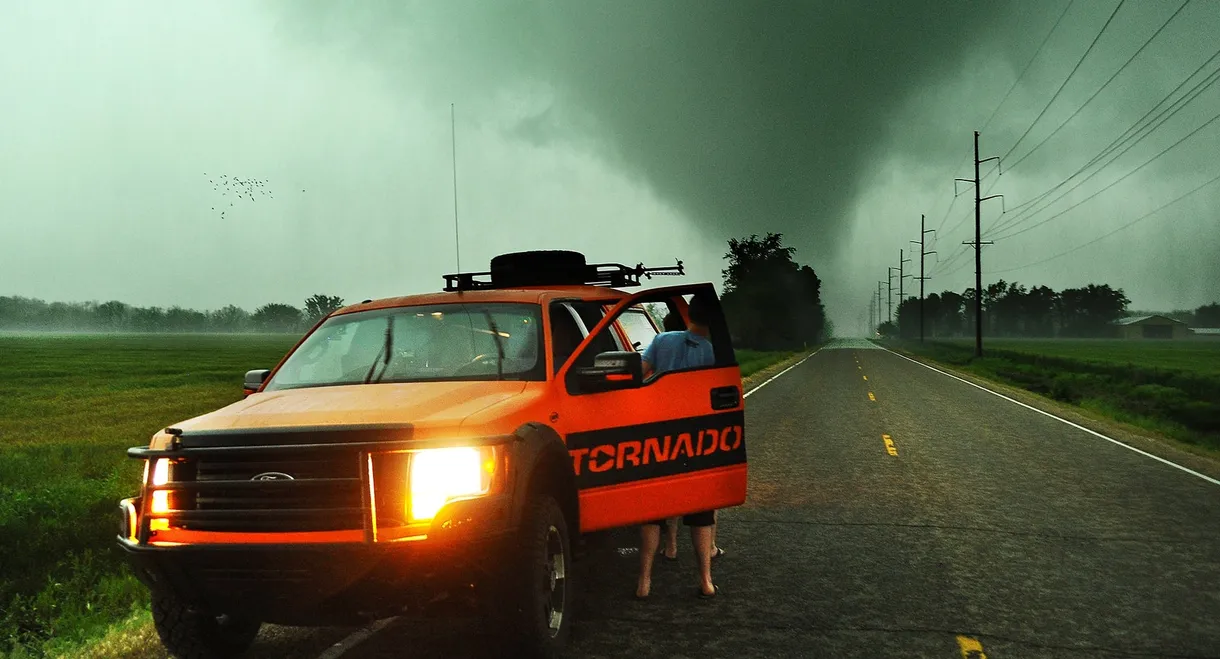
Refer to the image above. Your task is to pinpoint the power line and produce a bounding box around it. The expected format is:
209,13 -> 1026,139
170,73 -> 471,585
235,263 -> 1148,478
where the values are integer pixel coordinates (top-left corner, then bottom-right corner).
991,106 -> 1220,241
991,170 -> 1220,274
981,0 -> 1077,133
993,48 -> 1220,227
931,147 -> 975,234
1004,0 -> 1191,173
988,64 -> 1220,237
931,244 -> 971,274
999,0 -> 1127,162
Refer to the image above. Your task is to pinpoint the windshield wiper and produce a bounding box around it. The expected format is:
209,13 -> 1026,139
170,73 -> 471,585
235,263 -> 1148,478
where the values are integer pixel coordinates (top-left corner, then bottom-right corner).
364,315 -> 394,384
481,310 -> 505,380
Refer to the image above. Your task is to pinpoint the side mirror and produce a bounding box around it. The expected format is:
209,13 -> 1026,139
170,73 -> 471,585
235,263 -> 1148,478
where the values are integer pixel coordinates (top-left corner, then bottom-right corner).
243,369 -> 271,396
570,351 -> 643,393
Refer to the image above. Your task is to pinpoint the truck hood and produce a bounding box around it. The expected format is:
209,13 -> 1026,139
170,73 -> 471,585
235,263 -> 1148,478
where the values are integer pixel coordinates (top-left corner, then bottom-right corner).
167,381 -> 528,433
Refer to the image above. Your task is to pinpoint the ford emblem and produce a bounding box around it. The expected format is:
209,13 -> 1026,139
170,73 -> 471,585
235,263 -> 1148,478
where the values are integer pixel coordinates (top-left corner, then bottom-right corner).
251,471 -> 294,481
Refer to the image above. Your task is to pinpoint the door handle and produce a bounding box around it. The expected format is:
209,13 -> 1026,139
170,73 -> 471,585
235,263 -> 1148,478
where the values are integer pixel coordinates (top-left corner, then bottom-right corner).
710,386 -> 740,410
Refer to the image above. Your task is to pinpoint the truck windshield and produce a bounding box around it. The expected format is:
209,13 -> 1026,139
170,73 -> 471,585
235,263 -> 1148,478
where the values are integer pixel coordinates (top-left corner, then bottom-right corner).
264,303 -> 544,390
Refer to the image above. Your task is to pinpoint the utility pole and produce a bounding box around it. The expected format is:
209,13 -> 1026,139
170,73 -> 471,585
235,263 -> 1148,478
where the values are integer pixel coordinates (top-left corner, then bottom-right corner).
898,249 -> 912,326
886,267 -> 895,325
877,281 -> 884,335
910,214 -> 936,343
868,295 -> 874,338
956,130 -> 1002,358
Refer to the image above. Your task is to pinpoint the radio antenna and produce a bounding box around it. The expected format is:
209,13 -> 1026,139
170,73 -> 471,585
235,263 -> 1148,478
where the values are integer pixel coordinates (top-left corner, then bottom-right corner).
451,103 -> 461,273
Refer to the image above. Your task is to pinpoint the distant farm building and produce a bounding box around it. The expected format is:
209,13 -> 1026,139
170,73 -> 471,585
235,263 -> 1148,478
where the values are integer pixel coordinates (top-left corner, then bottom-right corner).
1191,327 -> 1220,339
1114,315 -> 1189,339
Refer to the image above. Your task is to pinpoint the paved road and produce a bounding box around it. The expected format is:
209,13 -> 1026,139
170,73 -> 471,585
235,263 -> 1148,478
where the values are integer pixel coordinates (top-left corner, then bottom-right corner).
244,338 -> 1220,658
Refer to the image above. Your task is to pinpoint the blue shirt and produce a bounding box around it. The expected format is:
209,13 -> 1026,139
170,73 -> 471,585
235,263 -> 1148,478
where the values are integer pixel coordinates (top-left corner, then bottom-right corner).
642,330 -> 715,375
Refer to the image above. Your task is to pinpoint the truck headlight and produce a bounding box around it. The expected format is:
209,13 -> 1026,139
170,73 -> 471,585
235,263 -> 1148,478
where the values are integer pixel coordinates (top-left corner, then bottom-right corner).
408,447 -> 495,521
150,459 -> 170,514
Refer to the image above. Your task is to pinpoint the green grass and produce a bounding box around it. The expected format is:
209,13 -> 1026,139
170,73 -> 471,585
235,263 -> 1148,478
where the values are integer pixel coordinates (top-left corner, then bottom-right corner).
0,334 -> 298,656
889,338 -> 1220,454
934,338 -> 1220,375
737,349 -> 798,378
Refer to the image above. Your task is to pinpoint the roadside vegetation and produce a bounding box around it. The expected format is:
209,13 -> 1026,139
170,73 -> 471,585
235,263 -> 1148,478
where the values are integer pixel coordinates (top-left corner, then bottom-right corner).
0,334 -> 298,657
889,338 -> 1220,455
737,349 -> 799,379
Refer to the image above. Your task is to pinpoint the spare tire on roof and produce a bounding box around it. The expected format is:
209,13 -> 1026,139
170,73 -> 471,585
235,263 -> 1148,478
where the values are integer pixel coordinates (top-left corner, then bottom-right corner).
490,250 -> 589,287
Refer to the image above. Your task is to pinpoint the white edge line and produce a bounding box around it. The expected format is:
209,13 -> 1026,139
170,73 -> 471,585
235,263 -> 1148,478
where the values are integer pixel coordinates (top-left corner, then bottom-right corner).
878,344 -> 1220,487
743,348 -> 820,398
317,617 -> 397,659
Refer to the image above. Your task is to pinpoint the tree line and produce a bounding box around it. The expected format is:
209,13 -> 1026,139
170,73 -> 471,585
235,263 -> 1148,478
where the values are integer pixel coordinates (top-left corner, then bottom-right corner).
720,233 -> 830,350
880,281 -> 1220,339
0,294 -> 345,333
1,235 -> 833,349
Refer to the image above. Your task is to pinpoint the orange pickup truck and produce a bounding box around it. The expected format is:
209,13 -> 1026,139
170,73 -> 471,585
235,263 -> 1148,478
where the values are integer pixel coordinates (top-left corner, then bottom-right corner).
118,251 -> 747,658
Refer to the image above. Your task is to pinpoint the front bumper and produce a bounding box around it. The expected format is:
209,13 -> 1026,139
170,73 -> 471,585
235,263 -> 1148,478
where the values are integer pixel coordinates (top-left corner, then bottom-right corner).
121,528 -> 512,625
118,492 -> 515,626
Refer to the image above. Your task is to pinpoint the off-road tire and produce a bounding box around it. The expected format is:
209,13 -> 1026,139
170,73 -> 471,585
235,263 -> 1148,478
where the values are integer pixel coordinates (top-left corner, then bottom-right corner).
493,496 -> 573,659
151,591 -> 261,659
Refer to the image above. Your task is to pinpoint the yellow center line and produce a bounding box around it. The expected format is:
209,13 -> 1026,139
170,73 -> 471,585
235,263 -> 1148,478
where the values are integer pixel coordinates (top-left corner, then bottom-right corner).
868,391 -> 876,402
956,635 -> 987,659
882,434 -> 897,456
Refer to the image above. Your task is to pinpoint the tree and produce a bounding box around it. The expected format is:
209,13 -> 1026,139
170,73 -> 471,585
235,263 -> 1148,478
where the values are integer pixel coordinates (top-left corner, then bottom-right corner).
1023,285 -> 1057,337
96,301 -> 130,331
719,233 -> 827,350
304,294 -> 345,323
1057,284 -> 1129,337
209,305 -> 250,332
252,303 -> 303,333
1195,302 -> 1220,327
895,296 -> 919,338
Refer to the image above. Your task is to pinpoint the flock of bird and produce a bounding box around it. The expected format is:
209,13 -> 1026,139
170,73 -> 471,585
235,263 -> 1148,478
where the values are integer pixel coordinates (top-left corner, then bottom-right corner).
205,173 -> 304,219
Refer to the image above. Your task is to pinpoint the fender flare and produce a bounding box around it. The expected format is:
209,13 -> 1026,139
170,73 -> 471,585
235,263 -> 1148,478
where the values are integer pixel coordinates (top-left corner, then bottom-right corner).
509,422 -> 579,533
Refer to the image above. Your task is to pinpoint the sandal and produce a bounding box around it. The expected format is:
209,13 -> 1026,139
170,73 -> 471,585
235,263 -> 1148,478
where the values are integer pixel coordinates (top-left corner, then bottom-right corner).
658,550 -> 679,562
698,585 -> 720,600
711,547 -> 725,560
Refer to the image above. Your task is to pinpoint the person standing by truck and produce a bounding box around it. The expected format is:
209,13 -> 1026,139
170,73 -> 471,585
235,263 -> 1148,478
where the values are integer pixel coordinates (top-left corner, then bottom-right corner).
636,296 -> 720,599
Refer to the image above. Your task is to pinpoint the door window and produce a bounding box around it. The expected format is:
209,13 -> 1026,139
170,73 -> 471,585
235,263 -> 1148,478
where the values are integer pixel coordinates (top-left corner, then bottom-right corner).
618,306 -> 660,353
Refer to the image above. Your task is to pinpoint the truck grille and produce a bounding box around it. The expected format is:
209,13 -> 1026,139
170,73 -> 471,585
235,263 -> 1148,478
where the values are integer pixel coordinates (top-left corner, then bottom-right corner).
166,449 -> 366,533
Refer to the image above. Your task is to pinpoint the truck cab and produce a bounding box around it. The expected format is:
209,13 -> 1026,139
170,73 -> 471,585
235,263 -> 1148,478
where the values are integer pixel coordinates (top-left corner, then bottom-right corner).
118,250 -> 747,658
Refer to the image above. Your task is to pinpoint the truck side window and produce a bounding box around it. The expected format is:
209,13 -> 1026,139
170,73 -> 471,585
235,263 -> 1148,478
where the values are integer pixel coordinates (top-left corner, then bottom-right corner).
549,303 -> 584,375
618,306 -> 659,352
568,302 -> 619,367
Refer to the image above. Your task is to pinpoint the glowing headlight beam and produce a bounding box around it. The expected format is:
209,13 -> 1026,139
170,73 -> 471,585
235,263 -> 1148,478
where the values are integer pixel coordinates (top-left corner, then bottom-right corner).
150,459 -> 170,514
408,447 -> 491,521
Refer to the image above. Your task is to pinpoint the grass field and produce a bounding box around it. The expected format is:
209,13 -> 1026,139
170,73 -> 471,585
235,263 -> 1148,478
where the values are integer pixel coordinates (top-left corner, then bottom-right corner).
891,338 -> 1220,455
0,334 -> 794,657
0,334 -> 299,656
936,338 -> 1220,375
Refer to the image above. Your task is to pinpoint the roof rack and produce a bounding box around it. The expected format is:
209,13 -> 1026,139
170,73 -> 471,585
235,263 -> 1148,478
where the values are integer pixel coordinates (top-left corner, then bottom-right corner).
443,259 -> 685,292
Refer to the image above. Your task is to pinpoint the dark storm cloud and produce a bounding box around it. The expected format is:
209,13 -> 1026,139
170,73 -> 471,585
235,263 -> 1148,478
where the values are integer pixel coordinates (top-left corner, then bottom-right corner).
280,0 -> 1025,263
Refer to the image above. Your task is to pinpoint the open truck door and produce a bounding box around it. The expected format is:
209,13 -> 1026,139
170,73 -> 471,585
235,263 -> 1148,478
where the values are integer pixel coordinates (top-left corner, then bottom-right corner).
554,283 -> 746,532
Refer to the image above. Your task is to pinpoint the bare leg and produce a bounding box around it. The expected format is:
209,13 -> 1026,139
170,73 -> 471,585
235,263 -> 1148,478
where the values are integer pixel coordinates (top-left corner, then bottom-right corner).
690,525 -> 715,596
711,510 -> 719,553
637,525 -> 661,598
664,517 -> 679,559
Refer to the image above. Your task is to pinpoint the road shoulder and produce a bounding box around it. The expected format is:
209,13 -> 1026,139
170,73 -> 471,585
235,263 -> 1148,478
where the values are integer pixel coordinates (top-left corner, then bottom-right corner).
880,342 -> 1220,483
742,347 -> 817,392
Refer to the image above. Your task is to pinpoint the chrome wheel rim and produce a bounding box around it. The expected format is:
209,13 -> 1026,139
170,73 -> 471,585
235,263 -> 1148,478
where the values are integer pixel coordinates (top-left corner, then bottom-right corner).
544,525 -> 566,635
